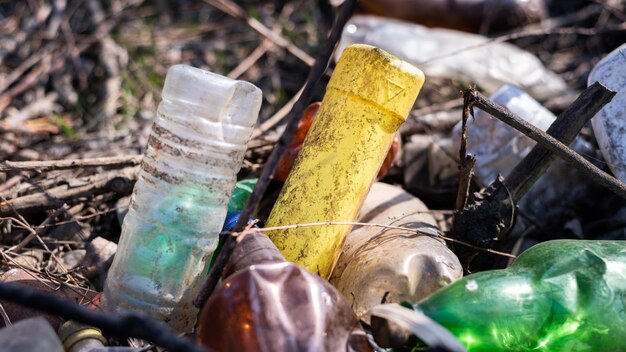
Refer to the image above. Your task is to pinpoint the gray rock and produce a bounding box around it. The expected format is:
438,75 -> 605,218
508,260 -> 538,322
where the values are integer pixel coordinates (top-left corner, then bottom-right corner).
0,317 -> 64,352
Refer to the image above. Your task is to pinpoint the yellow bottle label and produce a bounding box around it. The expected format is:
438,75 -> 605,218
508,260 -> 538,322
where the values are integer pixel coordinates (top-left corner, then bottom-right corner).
265,44 -> 425,278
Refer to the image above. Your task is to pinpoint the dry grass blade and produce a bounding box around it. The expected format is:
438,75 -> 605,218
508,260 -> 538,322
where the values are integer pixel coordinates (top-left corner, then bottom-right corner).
225,221 -> 517,259
204,0 -> 315,66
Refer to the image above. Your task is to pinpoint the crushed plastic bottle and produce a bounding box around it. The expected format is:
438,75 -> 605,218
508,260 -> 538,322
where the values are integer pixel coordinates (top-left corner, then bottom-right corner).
197,232 -> 371,352
336,15 -> 567,100
452,84 -> 557,185
102,65 -> 262,333
266,44 -> 425,279
330,182 -> 462,321
588,43 -> 626,184
358,0 -> 547,33
377,240 -> 626,351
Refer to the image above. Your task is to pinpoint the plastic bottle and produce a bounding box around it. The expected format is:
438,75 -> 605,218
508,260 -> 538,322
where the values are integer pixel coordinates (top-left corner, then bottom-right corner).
588,43 -> 626,184
275,102 -> 401,183
376,240 -> 626,351
208,178 -> 258,271
452,84 -> 557,185
197,232 -> 371,352
358,0 -> 547,33
265,44 -> 425,279
329,182 -> 463,321
336,15 -> 567,100
451,84 -> 599,234
102,65 -> 262,333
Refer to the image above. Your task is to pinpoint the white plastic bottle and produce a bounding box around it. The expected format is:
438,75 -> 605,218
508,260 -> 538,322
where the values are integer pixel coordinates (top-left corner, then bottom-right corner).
102,65 -> 262,333
336,15 -> 567,100
588,43 -> 626,184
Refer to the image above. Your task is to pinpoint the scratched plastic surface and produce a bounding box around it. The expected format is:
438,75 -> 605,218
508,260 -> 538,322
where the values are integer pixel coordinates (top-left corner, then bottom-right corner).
588,43 -> 626,184
336,15 -> 567,100
452,85 -> 557,185
330,182 -> 462,321
265,44 -> 425,279
102,65 -> 262,333
416,240 -> 626,351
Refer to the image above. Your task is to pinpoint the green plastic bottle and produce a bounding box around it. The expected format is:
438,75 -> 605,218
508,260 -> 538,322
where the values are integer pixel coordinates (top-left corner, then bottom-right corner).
414,240 -> 626,351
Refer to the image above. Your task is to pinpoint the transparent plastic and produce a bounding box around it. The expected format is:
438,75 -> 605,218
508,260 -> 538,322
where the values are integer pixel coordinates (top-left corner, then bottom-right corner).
336,15 -> 567,100
588,43 -> 626,183
102,65 -> 262,333
452,84 -> 556,185
330,182 -> 462,321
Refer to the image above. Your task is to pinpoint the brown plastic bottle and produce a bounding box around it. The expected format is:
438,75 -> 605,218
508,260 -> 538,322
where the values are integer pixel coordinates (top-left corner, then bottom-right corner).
197,232 -> 372,352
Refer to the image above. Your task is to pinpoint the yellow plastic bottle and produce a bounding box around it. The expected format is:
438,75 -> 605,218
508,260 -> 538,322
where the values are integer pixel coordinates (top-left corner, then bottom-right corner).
265,44 -> 425,278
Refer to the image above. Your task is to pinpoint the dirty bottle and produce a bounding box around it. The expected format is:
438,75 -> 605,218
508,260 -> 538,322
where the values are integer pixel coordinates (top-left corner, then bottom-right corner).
197,232 -> 371,352
208,178 -> 258,271
374,240 -> 626,351
336,15 -> 566,100
330,182 -> 462,321
588,43 -> 626,184
102,65 -> 262,333
275,102 -> 401,183
265,44 -> 425,279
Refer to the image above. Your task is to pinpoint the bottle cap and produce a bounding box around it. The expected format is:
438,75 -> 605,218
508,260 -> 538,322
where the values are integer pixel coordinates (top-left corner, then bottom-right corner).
161,65 -> 262,127
328,44 -> 424,120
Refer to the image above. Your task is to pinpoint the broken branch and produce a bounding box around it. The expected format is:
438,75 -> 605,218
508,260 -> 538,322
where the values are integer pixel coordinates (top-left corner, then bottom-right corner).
0,155 -> 142,173
467,85 -> 625,199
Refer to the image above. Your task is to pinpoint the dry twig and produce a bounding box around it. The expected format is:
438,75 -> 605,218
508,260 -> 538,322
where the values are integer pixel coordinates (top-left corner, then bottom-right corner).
204,0 -> 315,66
0,156 -> 142,173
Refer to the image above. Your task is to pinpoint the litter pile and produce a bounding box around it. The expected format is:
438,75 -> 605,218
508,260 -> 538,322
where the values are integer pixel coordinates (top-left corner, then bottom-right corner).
1,0 -> 625,351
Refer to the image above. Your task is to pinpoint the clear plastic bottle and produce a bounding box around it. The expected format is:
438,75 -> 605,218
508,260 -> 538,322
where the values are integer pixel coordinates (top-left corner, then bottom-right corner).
329,182 -> 462,321
102,65 -> 262,333
452,84 -> 557,185
336,15 -> 567,100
